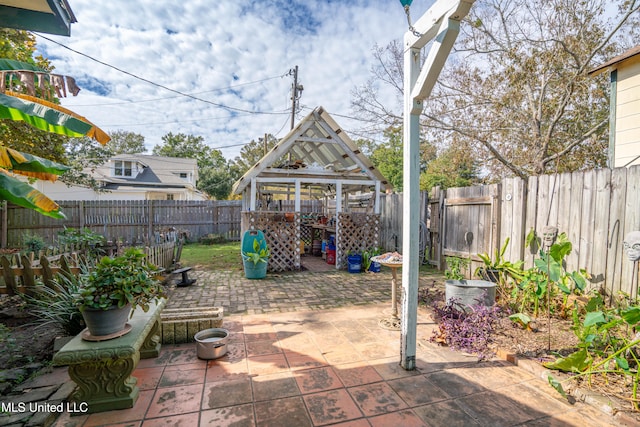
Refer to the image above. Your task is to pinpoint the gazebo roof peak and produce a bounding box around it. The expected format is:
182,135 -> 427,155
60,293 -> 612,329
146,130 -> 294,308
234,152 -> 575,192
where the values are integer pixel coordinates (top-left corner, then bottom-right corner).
232,106 -> 392,195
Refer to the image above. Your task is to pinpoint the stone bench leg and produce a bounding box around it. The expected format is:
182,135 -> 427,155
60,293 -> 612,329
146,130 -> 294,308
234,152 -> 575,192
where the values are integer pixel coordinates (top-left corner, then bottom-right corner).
140,318 -> 162,359
68,352 -> 140,414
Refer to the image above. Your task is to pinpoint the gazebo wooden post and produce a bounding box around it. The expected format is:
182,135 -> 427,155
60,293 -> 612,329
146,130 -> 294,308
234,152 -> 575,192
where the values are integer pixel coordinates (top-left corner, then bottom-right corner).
374,181 -> 381,215
249,178 -> 257,211
294,179 -> 301,212
335,181 -> 343,269
400,0 -> 475,371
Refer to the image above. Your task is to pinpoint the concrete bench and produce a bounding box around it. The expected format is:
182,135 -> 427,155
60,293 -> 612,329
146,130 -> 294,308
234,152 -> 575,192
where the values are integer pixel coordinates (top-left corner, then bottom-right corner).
52,299 -> 166,414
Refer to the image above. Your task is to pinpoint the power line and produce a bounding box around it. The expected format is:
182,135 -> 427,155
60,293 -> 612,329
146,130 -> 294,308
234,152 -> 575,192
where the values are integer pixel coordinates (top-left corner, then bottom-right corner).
35,33 -> 290,116
62,74 -> 288,107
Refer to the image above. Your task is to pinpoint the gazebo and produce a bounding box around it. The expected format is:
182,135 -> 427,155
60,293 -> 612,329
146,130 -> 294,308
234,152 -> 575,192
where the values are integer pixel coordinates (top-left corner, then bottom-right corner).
232,106 -> 392,272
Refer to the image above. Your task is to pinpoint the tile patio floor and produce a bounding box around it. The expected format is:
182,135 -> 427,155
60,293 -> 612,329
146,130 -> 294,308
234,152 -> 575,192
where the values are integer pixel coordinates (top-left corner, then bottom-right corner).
50,302 -> 619,427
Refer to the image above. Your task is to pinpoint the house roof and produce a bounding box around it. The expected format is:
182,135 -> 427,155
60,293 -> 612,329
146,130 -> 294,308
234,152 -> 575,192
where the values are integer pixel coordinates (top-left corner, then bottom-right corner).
92,154 -> 199,188
232,106 -> 392,196
589,45 -> 640,76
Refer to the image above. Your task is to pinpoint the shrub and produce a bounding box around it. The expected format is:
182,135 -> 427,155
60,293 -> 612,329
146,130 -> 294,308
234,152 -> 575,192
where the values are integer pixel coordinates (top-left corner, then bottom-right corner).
430,297 -> 501,360
199,233 -> 228,245
21,272 -> 86,336
22,232 -> 45,253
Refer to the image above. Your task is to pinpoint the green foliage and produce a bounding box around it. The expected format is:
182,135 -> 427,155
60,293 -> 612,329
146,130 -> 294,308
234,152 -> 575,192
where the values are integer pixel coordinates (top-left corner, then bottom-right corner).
57,227 -> 105,247
199,233 -> 228,245
368,126 -> 404,191
21,271 -> 86,335
180,242 -> 242,270
362,247 -> 382,270
75,248 -> 165,312
241,238 -> 270,265
197,166 -> 233,200
444,256 -> 469,280
60,137 -> 112,190
512,231 -> 589,317
230,134 -> 278,179
545,291 -> 640,409
475,238 -> 524,304
22,232 -> 45,253
105,130 -> 146,155
420,142 -> 481,190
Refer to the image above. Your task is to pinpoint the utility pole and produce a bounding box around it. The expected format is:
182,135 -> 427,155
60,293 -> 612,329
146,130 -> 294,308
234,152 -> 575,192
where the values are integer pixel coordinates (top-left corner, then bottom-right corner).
263,133 -> 268,156
289,65 -> 303,130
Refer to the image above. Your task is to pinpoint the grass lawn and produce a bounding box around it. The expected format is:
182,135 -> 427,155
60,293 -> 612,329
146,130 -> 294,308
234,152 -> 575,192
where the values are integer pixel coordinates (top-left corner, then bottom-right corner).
179,241 -> 443,275
180,242 -> 242,270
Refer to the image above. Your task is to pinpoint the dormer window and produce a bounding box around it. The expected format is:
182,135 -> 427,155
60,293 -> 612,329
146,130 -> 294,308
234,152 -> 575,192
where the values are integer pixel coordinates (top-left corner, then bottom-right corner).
114,160 -> 133,177
179,173 -> 188,179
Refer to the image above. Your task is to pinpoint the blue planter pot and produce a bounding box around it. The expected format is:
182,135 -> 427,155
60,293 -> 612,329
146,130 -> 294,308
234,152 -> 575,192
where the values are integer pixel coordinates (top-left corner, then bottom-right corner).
347,254 -> 362,273
368,261 -> 381,273
243,259 -> 268,279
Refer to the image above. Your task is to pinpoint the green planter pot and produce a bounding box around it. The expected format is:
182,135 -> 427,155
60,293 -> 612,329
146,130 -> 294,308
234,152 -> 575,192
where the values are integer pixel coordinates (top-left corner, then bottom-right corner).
243,259 -> 268,279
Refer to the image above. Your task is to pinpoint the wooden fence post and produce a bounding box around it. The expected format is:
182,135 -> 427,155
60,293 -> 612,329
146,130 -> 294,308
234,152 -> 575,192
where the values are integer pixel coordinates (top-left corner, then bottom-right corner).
1,201 -> 6,248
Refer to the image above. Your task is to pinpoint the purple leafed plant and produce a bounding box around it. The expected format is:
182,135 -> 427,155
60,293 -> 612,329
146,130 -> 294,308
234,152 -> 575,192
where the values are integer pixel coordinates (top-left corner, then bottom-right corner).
430,296 -> 502,361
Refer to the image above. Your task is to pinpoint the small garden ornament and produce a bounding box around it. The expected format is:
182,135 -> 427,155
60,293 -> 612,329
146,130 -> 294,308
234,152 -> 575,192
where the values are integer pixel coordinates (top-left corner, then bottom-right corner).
542,226 -> 558,252
623,231 -> 640,261
623,230 -> 640,300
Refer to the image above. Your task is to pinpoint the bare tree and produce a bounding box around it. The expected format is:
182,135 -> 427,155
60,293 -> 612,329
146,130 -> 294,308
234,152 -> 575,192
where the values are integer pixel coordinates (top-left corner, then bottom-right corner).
352,0 -> 639,179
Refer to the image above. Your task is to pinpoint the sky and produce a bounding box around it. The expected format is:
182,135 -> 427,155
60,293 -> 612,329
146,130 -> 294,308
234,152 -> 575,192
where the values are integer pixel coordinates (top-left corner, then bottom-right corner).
34,0 -> 434,162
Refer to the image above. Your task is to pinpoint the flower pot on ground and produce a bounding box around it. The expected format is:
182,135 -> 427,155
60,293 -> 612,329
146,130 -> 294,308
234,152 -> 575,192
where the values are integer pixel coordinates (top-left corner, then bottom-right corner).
241,235 -> 270,279
362,247 -> 382,273
75,247 -> 165,337
444,279 -> 496,308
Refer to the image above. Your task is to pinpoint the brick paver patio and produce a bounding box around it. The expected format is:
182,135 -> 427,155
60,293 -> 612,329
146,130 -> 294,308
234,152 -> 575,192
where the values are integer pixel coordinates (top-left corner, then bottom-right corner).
1,265 -> 629,426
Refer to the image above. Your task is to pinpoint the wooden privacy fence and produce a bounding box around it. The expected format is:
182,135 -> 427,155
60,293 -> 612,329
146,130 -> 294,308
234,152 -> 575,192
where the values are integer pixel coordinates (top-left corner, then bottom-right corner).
0,200 -> 243,248
429,165 -> 640,297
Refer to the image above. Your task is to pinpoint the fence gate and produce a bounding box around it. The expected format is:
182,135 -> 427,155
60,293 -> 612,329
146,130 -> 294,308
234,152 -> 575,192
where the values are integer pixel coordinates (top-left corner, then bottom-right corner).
433,184 -> 501,276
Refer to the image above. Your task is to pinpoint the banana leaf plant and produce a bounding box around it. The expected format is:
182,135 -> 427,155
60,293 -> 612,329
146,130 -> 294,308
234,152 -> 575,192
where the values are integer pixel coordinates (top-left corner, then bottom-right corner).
0,145 -> 69,218
0,58 -> 110,218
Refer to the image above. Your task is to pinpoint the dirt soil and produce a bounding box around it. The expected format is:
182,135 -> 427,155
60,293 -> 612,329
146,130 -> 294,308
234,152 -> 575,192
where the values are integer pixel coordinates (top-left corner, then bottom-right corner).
0,295 -> 60,390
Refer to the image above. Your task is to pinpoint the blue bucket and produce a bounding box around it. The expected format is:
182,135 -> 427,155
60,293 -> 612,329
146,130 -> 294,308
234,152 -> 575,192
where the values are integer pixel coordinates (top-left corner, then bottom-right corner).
368,261 -> 381,273
347,254 -> 362,273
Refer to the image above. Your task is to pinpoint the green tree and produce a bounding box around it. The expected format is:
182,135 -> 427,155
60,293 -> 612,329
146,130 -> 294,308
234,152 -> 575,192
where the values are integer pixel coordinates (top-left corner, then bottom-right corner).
60,136 -> 111,191
352,0 -> 639,180
197,168 -> 233,200
359,126 -> 436,192
0,30 -> 67,164
106,130 -> 146,155
420,142 -> 480,190
231,134 -> 279,178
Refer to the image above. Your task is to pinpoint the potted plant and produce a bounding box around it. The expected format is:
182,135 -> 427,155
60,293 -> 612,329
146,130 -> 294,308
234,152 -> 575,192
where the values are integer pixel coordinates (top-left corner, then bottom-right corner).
474,237 -> 524,284
444,256 -> 496,308
362,247 -> 382,272
75,248 -> 165,337
241,237 -> 270,279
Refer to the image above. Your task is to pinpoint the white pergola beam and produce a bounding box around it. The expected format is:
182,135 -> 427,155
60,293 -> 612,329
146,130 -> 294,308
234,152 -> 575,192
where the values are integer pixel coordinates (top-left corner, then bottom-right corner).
400,0 -> 475,371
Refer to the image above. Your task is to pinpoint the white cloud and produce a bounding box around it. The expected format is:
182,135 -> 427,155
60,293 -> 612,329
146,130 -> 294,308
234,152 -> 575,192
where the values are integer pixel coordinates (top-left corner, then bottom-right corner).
36,0 -> 434,160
